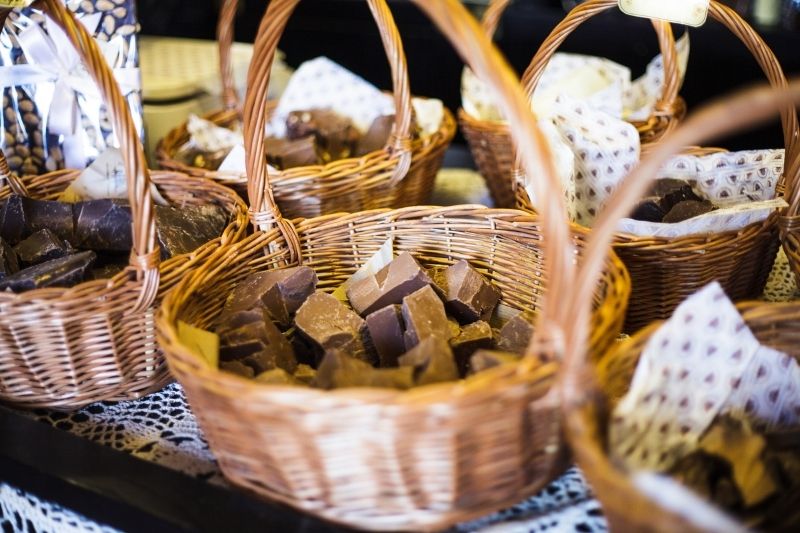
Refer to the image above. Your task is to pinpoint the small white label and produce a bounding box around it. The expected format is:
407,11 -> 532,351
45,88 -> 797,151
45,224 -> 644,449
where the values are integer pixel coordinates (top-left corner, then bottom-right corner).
618,0 -> 709,27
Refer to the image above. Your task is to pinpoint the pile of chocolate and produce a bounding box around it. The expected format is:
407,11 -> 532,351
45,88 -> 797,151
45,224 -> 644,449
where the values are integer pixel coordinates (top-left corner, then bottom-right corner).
667,414 -> 800,529
629,178 -> 718,223
0,194 -> 228,292
214,252 -> 538,388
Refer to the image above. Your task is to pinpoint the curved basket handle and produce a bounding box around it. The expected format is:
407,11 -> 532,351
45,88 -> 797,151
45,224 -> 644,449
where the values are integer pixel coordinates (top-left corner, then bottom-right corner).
0,148 -> 30,197
218,0 -> 240,111
34,0 -> 159,311
480,0 -> 514,39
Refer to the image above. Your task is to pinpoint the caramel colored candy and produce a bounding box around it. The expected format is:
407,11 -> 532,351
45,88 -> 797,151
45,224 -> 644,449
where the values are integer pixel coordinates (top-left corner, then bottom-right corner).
434,260 -> 501,323
347,251 -> 434,316
295,292 -> 367,361
469,349 -> 522,374
398,336 -> 459,385
365,304 -> 405,367
496,311 -> 535,355
450,321 -> 493,375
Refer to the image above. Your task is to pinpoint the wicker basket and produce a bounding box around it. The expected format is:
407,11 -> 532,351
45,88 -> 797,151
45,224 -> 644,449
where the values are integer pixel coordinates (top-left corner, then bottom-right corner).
156,0 -> 456,216
0,0 -> 248,410
518,0 -> 799,333
557,80 -> 800,532
155,0 -> 630,529
460,0 -> 684,208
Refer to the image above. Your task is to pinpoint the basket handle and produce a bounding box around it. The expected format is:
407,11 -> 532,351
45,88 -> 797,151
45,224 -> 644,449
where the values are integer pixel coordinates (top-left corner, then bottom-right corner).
480,0 -> 514,39
0,148 -> 30,197
244,0 -> 414,244
30,0 -> 160,311
218,0 -> 240,111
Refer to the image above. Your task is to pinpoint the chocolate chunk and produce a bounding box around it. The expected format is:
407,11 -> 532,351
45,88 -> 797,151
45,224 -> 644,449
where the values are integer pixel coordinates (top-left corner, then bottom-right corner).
0,251 -> 96,292
255,368 -> 301,385
176,146 -> 231,170
469,349 -> 522,374
293,364 -> 317,385
450,321 -> 494,375
401,285 -> 452,349
220,360 -> 255,378
347,252 -> 434,316
217,308 -> 263,334
649,178 -> 694,199
155,204 -> 229,259
73,199 -> 133,251
365,304 -> 406,367
221,267 -> 318,327
662,200 -> 716,223
315,349 -> 413,390
0,238 -> 19,279
14,229 -> 71,265
398,336 -> 459,385
659,184 -> 703,213
368,367 -> 415,389
0,195 -> 75,245
265,135 -> 318,169
629,198 -> 665,222
496,311 -> 535,355
434,260 -> 501,323
295,291 -> 367,362
220,323 -> 265,361
220,314 -> 296,372
286,109 -> 359,162
356,114 -> 394,156
0,195 -> 28,244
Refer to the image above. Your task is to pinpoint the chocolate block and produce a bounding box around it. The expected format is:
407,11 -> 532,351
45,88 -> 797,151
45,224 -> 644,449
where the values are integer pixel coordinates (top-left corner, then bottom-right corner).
662,200 -> 716,223
222,267 -> 318,327
286,109 -> 359,162
450,321 -> 494,375
469,349 -> 522,374
435,260 -> 501,323
155,204 -> 228,259
649,178 -> 693,199
73,199 -> 133,251
356,114 -> 394,156
398,336 -> 459,385
255,368 -> 301,385
365,304 -> 406,367
401,285 -> 452,349
0,238 -> 19,280
659,184 -> 703,213
0,195 -> 28,244
314,349 -> 376,390
220,314 -> 296,372
220,360 -> 255,378
293,364 -> 317,385
220,323 -> 265,361
265,135 -> 318,169
14,229 -> 71,265
496,311 -> 535,355
217,309 -> 263,334
0,251 -> 96,292
0,195 -> 75,245
295,291 -> 367,361
347,252 -> 434,316
629,198 -> 665,222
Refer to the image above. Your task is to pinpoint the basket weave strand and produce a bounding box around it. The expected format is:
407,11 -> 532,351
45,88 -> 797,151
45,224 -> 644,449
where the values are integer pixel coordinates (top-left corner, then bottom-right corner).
156,0 -> 631,529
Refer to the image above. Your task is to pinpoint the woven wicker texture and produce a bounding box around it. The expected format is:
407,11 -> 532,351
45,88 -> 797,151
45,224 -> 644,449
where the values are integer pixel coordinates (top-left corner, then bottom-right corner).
559,80 -> 800,533
155,0 -> 456,215
155,0 -> 631,529
520,0 -> 798,333
0,0 -> 248,409
459,0 -> 683,208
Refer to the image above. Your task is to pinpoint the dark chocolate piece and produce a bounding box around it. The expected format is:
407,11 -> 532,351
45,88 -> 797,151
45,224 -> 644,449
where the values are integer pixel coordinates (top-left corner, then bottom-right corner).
435,260 -> 501,323
469,349 -> 522,374
265,136 -> 318,169
0,251 -> 96,292
496,311 -> 535,355
0,195 -> 75,245
178,146 -> 231,171
293,364 -> 317,385
398,336 -> 459,385
73,199 -> 133,251
220,314 -> 296,373
14,229 -> 71,265
221,267 -> 318,327
0,195 -> 28,244
295,291 -> 367,361
220,360 -> 255,378
219,322 -> 265,361
659,184 -> 703,213
217,309 -> 263,334
286,109 -> 359,162
347,251 -> 434,317
0,238 -> 19,279
649,178 -> 694,199
154,204 -> 228,259
629,198 -> 665,222
365,304 -> 406,367
450,321 -> 494,375
255,368 -> 301,385
401,285 -> 452,349
662,200 -> 716,223
356,114 -> 394,156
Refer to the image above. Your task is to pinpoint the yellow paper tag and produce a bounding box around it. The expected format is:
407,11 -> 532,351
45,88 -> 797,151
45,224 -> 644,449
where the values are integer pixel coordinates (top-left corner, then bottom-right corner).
177,321 -> 220,368
0,1 -> 35,7
618,0 -> 709,27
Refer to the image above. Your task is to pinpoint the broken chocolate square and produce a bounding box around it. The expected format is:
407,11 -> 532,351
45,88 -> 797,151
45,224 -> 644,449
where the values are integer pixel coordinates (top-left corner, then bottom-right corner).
220,313 -> 296,372
295,291 -> 367,362
434,260 -> 501,323
265,135 -> 318,169
348,251 -> 434,317
662,200 -> 716,223
0,238 -> 19,279
0,251 -> 96,292
496,311 -> 536,355
155,204 -> 229,259
450,321 -> 494,375
286,109 -> 359,162
402,285 -> 452,349
14,229 -> 71,265
469,349 -> 522,374
73,199 -> 133,251
398,336 -> 459,385
365,304 -> 406,367
0,195 -> 75,245
629,198 -> 665,223
221,267 -> 318,327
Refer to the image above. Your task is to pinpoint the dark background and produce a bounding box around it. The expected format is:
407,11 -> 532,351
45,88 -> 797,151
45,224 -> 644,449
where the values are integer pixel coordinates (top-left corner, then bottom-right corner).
136,0 -> 800,150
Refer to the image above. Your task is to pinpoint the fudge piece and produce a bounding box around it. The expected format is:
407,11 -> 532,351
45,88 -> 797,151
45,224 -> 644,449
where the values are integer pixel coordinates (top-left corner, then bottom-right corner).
398,336 -> 459,385
662,200 -> 716,223
365,304 -> 406,367
286,109 -> 359,162
0,251 -> 96,292
0,238 -> 19,279
221,267 -> 318,327
220,360 -> 255,378
450,321 -> 494,375
265,135 -> 318,169
154,204 -> 229,259
433,260 -> 501,323
295,291 -> 368,362
356,114 -> 394,156
255,368 -> 301,386
496,311 -> 536,355
73,199 -> 133,251
348,252 -> 434,316
469,349 -> 522,374
14,229 -> 71,265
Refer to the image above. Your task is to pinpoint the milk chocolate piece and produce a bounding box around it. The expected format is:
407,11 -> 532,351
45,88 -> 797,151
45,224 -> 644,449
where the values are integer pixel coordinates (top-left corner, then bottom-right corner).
218,309 -> 263,334
496,311 -> 535,354
0,238 -> 19,279
155,204 -> 228,259
14,229 -> 71,265
435,260 -> 501,323
398,336 -> 458,385
293,364 -> 317,385
220,322 -> 265,361
662,200 -> 715,223
469,349 -> 522,374
402,285 -> 452,349
220,314 -> 296,372
221,267 -> 318,327
356,114 -> 394,156
295,291 -> 367,361
314,349 -> 375,390
220,360 -> 255,378
255,368 -> 301,385
286,109 -> 359,162
0,251 -> 96,292
450,321 -> 494,375
365,304 -> 405,367
73,199 -> 133,251
265,135 -> 318,169
629,198 -> 665,222
347,252 -> 434,316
